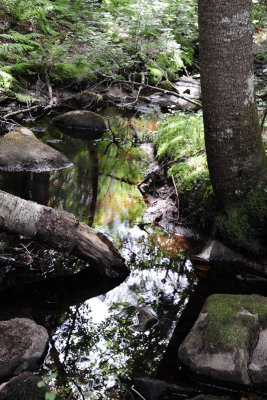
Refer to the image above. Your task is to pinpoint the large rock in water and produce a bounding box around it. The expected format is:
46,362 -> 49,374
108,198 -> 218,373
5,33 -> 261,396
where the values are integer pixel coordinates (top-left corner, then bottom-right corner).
178,294 -> 267,390
51,110 -> 107,139
0,127 -> 72,172
0,372 -> 61,400
0,318 -> 49,377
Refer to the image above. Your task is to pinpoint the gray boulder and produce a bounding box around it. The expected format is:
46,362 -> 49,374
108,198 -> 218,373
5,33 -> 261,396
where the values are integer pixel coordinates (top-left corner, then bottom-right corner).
51,110 -> 107,139
0,318 -> 49,377
0,127 -> 72,172
178,294 -> 267,390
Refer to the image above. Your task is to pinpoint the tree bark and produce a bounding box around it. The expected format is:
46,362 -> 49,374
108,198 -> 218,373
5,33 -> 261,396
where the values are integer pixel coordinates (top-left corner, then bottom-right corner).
0,190 -> 128,279
198,0 -> 267,206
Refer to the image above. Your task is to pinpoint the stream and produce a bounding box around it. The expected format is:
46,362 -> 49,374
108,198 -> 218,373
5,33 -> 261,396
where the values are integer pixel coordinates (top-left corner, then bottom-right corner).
0,107 -> 267,400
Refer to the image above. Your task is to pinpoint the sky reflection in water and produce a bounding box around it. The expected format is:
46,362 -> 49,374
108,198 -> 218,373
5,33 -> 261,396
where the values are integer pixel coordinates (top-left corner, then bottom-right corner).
0,108 -> 198,399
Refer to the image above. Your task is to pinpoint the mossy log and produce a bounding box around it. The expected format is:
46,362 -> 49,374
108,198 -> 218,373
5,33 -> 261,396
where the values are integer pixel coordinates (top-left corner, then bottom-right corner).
0,190 -> 128,278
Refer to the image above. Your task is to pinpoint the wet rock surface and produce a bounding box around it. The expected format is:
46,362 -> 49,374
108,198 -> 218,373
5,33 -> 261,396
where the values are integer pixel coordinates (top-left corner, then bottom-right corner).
178,294 -> 267,390
0,318 -> 49,378
0,127 -> 72,172
51,110 -> 107,138
0,371 -> 59,400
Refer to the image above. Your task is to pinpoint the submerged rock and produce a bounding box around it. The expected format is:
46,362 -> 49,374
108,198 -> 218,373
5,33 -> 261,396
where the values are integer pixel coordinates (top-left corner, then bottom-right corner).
0,371 -> 61,400
178,294 -> 267,390
51,110 -> 107,139
0,318 -> 49,377
195,240 -> 267,274
0,127 -> 72,172
133,377 -> 202,400
130,308 -> 158,332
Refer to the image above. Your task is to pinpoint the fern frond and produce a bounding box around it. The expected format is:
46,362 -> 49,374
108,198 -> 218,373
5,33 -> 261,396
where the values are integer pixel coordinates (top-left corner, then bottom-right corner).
15,93 -> 40,103
0,43 -> 36,53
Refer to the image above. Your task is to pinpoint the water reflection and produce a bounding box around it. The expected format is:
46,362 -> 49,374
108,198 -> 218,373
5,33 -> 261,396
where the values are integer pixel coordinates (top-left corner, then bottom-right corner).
0,107 -> 199,399
42,226 -> 197,399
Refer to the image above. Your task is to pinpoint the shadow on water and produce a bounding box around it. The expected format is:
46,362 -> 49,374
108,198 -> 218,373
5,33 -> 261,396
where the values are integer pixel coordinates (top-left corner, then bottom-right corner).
0,107 -> 266,399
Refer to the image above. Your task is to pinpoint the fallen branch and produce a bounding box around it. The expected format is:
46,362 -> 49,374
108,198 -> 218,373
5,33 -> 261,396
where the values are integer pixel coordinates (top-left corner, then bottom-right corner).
98,72 -> 202,107
2,105 -> 40,120
0,190 -> 128,279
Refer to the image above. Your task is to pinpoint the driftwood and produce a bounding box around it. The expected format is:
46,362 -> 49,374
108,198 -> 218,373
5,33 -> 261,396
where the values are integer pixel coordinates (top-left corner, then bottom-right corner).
0,190 -> 128,279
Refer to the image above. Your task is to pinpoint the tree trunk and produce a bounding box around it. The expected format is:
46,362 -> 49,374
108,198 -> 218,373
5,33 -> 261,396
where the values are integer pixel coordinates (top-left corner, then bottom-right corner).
198,0 -> 267,206
0,190 -> 128,279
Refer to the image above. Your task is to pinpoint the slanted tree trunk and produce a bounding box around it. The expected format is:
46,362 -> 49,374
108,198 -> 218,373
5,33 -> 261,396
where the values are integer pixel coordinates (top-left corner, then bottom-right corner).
0,190 -> 128,279
198,0 -> 267,257
198,0 -> 267,206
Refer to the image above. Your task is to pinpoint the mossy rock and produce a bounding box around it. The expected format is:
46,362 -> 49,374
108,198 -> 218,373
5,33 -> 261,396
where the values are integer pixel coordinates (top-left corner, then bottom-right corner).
178,294 -> 267,389
158,80 -> 175,91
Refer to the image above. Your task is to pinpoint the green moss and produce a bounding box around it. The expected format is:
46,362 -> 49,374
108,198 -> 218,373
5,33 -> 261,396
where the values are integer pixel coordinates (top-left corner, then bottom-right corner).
216,190 -> 267,256
158,80 -> 174,91
203,294 -> 267,353
0,69 -> 16,92
155,111 -> 204,160
148,66 -> 163,84
50,62 -> 95,83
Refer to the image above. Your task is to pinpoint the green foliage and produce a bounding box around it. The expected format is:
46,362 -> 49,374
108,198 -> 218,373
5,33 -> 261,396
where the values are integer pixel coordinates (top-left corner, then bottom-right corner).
253,0 -> 267,30
0,0 -> 199,89
1,0 -> 265,91
154,111 -> 216,226
15,92 -> 39,103
37,373 -> 59,400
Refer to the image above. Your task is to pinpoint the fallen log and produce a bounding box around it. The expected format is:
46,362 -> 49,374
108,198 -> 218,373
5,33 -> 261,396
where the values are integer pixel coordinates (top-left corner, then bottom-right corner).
0,190 -> 128,279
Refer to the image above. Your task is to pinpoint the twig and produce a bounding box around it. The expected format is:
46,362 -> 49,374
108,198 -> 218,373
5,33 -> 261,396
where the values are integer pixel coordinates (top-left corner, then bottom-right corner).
124,85 -> 143,106
171,174 -> 180,221
44,68 -> 53,106
107,119 -> 121,146
261,106 -> 267,133
105,173 -> 135,185
70,380 -> 85,400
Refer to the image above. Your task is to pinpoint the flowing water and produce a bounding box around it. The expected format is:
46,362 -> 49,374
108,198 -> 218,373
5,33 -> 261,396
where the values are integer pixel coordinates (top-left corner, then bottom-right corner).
0,108 -> 266,400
